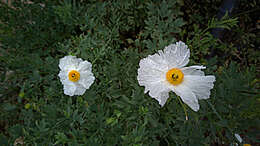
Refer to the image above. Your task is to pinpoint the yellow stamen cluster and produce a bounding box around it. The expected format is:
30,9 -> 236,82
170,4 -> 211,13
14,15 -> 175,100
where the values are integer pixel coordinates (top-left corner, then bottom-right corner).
68,70 -> 80,82
166,68 -> 184,85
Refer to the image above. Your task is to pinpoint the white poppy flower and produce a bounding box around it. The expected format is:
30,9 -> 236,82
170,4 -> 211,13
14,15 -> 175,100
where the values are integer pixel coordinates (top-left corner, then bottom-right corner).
137,41 -> 216,111
58,55 -> 95,96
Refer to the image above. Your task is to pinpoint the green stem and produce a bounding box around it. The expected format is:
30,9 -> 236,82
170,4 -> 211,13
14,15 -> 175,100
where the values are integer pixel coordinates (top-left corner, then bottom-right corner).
177,96 -> 188,120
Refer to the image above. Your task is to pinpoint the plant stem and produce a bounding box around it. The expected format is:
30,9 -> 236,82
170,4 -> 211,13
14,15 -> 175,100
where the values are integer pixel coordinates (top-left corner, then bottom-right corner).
177,96 -> 188,120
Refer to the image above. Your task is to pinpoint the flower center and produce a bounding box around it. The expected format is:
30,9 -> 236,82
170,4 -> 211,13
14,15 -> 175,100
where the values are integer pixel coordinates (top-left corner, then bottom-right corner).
166,68 -> 184,85
68,70 -> 80,82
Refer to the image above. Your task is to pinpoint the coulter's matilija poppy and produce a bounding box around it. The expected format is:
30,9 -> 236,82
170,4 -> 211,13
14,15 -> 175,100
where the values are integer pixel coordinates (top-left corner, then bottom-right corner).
58,55 -> 95,96
137,41 -> 215,111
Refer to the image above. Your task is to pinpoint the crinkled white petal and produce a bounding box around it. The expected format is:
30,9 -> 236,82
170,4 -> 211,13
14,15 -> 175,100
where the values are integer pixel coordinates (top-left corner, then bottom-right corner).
182,75 -> 215,100
163,41 -> 190,69
63,80 -> 77,96
137,56 -> 168,92
157,91 -> 170,106
181,65 -> 206,76
235,133 -> 243,143
78,61 -> 92,72
139,54 -> 169,73
59,55 -> 82,71
173,84 -> 200,111
74,83 -> 87,95
137,67 -> 165,90
137,56 -> 170,106
146,82 -> 170,106
78,71 -> 95,89
58,55 -> 95,96
58,70 -> 67,82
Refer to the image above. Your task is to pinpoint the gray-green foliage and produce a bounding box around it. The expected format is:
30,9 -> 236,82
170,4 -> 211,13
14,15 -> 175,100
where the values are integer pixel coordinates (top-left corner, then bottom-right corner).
0,0 -> 259,145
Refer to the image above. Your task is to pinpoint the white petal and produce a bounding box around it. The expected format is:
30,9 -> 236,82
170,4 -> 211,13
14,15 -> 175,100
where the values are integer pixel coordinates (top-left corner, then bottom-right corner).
173,84 -> 200,111
63,80 -> 77,96
78,71 -> 95,89
235,134 -> 243,143
137,56 -> 170,106
74,83 -> 87,95
182,75 -> 215,100
163,41 -> 190,68
137,56 -> 167,92
137,67 -> 165,89
146,82 -> 170,106
139,53 -> 169,72
59,55 -> 82,71
181,65 -> 206,76
78,61 -> 92,72
157,91 -> 170,106
58,70 -> 67,81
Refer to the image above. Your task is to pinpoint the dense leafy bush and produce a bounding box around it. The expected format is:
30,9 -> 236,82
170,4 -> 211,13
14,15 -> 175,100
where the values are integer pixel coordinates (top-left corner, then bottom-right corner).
0,0 -> 259,145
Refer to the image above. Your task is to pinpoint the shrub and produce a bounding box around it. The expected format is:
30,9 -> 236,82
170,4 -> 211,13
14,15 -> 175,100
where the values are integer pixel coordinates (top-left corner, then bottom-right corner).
0,0 -> 259,145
